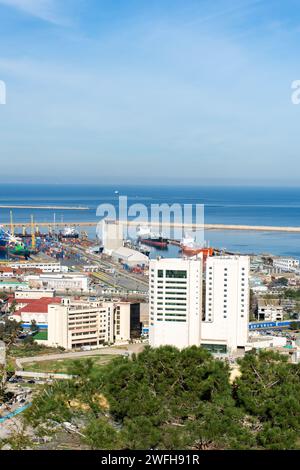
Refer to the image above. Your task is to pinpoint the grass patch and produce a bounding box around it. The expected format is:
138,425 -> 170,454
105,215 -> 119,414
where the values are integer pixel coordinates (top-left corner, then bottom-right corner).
9,344 -> 64,358
33,331 -> 48,341
23,355 -> 116,374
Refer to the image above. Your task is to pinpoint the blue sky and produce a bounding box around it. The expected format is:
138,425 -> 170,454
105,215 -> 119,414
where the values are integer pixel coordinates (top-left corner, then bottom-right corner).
0,0 -> 300,185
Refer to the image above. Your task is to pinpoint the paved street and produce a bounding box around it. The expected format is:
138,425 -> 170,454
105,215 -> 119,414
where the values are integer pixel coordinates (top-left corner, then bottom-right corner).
16,343 -> 146,369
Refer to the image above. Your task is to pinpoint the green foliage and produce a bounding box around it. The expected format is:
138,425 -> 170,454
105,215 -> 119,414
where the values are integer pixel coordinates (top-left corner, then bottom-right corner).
0,319 -> 22,348
24,380 -> 76,425
30,320 -> 39,333
1,426 -> 34,450
24,335 -> 34,345
8,342 -> 59,357
290,321 -> 300,330
284,289 -> 300,300
9,299 -> 18,313
101,346 -> 248,450
235,350 -> 300,449
23,347 -> 300,450
84,418 -> 123,450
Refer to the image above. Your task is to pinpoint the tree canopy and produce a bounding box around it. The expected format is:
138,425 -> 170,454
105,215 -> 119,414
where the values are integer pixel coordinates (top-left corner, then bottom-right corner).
24,347 -> 300,450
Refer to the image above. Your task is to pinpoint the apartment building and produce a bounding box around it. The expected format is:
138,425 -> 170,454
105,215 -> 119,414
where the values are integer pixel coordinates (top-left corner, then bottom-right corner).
47,301 -> 114,349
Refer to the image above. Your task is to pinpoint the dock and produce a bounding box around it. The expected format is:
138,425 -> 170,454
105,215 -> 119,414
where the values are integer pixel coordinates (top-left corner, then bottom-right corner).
1,220 -> 300,233
0,205 -> 89,210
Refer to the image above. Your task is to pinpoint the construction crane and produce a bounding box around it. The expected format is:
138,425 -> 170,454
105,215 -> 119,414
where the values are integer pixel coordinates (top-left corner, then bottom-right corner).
31,215 -> 36,251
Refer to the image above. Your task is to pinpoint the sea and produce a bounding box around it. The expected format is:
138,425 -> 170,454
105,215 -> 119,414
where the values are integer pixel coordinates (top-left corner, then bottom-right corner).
1,184 -> 300,259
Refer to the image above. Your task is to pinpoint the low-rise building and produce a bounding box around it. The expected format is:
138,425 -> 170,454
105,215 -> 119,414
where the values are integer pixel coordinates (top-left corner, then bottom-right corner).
47,301 -> 114,349
0,281 -> 29,292
273,258 -> 300,272
114,302 -> 142,342
257,299 -> 284,321
7,261 -> 68,273
111,246 -> 149,267
9,297 -> 62,328
26,298 -> 144,349
25,273 -> 89,292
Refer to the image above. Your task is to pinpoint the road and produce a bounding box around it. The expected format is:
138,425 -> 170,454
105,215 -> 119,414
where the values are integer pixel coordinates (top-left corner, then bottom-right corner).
15,343 -> 145,370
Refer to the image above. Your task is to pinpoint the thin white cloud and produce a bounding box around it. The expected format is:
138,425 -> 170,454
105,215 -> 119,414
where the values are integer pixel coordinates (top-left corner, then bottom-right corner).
0,0 -> 68,25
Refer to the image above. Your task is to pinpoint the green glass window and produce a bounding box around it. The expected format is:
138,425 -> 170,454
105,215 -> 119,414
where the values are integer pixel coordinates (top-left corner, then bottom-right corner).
166,270 -> 187,279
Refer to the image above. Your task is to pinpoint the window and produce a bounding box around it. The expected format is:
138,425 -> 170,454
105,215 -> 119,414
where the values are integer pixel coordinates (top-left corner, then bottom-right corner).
202,344 -> 227,354
166,270 -> 187,279
158,270 -> 164,278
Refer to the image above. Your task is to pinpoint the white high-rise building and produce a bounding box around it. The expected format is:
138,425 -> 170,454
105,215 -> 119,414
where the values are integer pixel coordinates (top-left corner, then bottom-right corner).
149,257 -> 203,349
201,256 -> 250,353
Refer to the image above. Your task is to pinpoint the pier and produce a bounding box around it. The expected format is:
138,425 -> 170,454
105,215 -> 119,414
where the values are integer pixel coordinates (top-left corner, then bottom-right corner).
2,220 -> 300,233
0,205 -> 89,210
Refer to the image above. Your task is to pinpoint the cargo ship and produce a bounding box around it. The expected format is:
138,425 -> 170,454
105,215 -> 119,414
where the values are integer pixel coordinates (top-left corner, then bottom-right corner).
0,239 -> 6,252
59,226 -> 79,239
181,234 -> 214,259
0,227 -> 8,252
137,226 -> 168,249
0,226 -> 31,259
8,242 -> 31,260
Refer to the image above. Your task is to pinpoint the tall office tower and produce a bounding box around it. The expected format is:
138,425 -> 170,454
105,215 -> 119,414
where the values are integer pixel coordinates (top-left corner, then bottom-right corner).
201,256 -> 250,354
149,257 -> 203,349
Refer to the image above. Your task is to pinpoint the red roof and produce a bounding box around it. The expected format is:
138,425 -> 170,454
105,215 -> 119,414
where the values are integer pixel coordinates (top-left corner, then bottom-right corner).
17,297 -> 61,314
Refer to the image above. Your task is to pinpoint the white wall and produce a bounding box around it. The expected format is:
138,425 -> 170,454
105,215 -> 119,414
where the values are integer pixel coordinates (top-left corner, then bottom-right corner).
201,256 -> 249,352
149,257 -> 202,349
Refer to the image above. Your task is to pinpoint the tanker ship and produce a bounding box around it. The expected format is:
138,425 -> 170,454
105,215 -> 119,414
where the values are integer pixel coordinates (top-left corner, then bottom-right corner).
180,233 -> 214,259
137,226 -> 168,249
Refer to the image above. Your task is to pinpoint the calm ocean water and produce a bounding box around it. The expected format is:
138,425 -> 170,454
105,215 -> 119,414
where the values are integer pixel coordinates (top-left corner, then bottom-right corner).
1,184 -> 300,258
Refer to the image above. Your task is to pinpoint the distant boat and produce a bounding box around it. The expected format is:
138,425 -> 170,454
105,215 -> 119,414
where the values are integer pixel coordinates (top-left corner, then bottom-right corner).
114,190 -> 119,195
